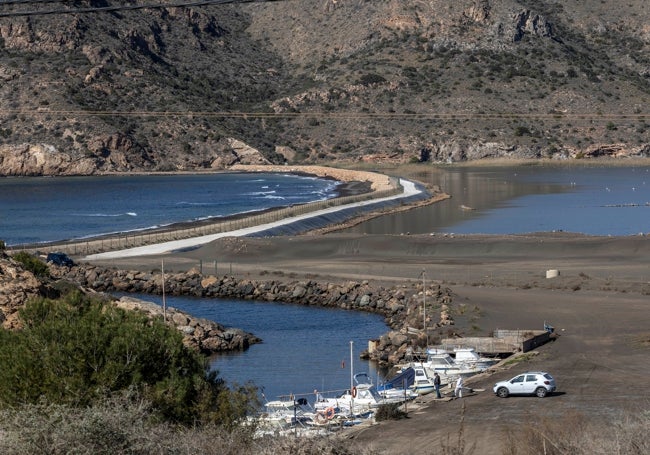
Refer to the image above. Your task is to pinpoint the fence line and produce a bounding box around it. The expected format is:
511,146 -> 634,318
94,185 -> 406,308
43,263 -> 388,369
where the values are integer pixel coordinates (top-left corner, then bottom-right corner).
10,178 -> 403,257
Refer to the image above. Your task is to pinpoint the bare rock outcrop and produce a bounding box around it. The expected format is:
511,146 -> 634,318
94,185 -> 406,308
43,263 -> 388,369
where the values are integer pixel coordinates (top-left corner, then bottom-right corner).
0,137 -> 275,176
0,144 -> 98,176
209,138 -> 272,169
86,133 -> 155,171
571,143 -> 650,159
429,140 -> 539,162
462,0 -> 491,24
0,253 -> 44,329
512,10 -> 554,42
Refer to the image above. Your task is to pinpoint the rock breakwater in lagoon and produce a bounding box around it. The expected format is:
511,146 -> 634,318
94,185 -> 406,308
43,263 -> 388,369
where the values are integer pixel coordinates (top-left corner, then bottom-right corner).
0,251 -> 260,354
50,263 -> 456,366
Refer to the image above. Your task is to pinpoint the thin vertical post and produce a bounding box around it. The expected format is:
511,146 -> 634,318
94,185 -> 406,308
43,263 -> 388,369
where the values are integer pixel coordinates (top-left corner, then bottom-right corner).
161,259 -> 167,322
350,340 -> 354,415
422,269 -> 428,347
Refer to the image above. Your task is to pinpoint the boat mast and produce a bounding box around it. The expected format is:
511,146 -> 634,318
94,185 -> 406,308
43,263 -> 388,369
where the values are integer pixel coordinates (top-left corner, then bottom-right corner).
350,340 -> 354,414
422,269 -> 428,347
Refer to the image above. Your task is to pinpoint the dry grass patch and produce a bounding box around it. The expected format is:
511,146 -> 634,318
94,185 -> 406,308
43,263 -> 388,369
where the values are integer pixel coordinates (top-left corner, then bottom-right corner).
502,410 -> 649,455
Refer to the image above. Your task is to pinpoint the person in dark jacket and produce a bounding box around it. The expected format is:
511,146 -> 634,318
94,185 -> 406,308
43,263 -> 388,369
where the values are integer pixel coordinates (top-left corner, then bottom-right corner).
433,372 -> 442,399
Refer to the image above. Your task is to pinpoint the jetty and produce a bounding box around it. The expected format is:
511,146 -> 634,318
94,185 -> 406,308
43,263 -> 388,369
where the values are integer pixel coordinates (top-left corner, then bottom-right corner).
440,330 -> 554,356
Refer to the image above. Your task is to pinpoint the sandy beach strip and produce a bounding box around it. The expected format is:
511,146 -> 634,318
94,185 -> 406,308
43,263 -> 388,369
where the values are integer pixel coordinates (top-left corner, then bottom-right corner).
229,164 -> 395,192
84,177 -> 422,260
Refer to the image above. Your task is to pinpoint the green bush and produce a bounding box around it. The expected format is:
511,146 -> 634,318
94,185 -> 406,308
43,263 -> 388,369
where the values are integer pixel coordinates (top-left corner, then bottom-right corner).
12,252 -> 49,278
358,73 -> 387,86
0,292 -> 259,426
514,125 -> 531,137
374,403 -> 408,421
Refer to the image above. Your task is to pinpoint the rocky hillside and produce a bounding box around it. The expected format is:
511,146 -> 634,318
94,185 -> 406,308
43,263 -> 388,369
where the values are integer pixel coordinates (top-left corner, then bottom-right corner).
1,0 -> 649,175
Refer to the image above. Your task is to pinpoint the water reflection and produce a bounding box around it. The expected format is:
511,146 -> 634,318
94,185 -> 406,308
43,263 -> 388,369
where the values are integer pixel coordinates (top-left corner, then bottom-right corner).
118,293 -> 389,402
345,166 -> 648,236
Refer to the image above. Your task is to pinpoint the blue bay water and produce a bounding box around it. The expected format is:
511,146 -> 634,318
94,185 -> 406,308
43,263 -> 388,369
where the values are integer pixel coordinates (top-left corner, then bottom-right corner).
0,173 -> 339,246
121,293 -> 388,402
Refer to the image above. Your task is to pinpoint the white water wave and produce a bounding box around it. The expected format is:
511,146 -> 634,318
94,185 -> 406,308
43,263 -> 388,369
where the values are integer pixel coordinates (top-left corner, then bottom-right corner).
75,212 -> 138,217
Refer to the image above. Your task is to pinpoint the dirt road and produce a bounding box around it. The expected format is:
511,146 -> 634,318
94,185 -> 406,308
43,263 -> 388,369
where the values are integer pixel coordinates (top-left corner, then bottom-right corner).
347,285 -> 650,454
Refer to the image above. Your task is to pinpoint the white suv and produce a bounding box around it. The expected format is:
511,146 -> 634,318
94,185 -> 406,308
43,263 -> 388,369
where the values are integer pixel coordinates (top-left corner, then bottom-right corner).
493,372 -> 556,398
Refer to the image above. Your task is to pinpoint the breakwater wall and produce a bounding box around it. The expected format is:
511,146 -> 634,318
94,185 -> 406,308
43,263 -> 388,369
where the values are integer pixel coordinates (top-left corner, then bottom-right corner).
114,295 -> 261,354
52,264 -> 455,366
10,176 -> 403,257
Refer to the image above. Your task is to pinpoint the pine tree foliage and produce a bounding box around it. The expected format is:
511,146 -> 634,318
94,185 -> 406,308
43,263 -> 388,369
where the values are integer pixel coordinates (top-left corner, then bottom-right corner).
0,291 -> 259,426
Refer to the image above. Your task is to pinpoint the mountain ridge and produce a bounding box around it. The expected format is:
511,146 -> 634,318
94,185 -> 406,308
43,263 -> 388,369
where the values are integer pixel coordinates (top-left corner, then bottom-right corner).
1,0 -> 649,175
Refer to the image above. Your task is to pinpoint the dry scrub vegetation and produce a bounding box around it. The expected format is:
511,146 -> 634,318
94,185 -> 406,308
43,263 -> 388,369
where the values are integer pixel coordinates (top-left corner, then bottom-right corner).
0,396 -> 647,454
0,394 -> 371,455
503,411 -> 649,455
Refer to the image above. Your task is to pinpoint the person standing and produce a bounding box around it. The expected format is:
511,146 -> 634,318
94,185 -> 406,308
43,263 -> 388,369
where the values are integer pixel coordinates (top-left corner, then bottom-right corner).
433,372 -> 442,399
455,376 -> 464,398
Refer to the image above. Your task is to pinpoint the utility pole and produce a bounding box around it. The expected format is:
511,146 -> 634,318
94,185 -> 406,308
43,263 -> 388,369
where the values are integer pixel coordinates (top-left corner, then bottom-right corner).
422,269 -> 428,347
162,259 -> 167,322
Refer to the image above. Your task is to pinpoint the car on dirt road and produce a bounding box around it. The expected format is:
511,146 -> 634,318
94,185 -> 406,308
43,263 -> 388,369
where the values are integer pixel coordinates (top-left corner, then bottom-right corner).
46,252 -> 74,267
493,372 -> 556,398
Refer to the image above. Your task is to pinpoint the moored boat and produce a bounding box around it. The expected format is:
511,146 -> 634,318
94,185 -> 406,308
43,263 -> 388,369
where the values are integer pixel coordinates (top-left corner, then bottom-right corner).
421,349 -> 484,379
314,373 -> 410,417
411,364 -> 437,395
376,368 -> 419,400
452,347 -> 499,371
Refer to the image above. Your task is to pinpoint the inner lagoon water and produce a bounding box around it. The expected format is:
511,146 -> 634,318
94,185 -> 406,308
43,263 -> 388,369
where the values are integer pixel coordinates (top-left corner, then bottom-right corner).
118,292 -> 388,402
343,165 -> 650,236
4,165 -> 649,401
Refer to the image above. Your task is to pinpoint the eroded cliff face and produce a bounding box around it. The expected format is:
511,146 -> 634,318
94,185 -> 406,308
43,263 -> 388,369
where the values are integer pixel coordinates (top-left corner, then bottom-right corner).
0,144 -> 98,176
0,138 -> 271,176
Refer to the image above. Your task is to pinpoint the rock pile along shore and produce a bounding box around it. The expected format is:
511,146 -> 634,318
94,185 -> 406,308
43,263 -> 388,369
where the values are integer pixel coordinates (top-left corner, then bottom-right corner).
51,263 -> 456,365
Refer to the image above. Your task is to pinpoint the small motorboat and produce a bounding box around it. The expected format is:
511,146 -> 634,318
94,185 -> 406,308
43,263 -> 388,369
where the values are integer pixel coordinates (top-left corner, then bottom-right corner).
422,350 -> 484,379
376,368 -> 418,400
452,348 -> 498,371
410,364 -> 436,395
314,373 -> 410,417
